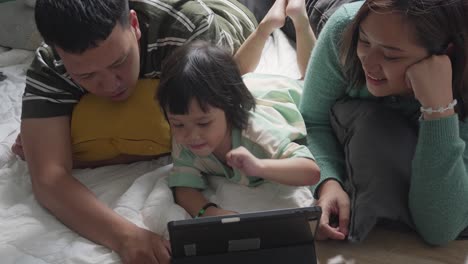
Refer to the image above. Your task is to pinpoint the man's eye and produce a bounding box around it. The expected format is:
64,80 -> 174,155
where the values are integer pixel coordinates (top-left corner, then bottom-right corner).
80,74 -> 93,80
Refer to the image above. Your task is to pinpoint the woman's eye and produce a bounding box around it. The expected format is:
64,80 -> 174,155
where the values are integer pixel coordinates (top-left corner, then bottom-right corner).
383,55 -> 400,61
172,124 -> 184,128
358,38 -> 370,46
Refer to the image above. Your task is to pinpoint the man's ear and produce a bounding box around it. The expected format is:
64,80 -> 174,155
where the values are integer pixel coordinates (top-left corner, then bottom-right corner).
129,10 -> 141,40
445,42 -> 454,56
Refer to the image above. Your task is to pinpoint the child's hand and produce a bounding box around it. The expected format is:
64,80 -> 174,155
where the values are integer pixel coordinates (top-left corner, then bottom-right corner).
226,146 -> 264,176
204,207 -> 238,217
406,55 -> 454,119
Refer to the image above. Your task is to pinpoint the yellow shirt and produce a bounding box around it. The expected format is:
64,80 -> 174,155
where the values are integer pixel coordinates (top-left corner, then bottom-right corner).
71,79 -> 171,162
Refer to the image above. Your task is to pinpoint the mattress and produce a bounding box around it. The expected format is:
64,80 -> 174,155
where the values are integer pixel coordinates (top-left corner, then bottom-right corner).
0,30 -> 314,263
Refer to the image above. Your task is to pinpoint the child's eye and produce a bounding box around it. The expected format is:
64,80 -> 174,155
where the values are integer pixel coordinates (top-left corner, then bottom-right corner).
172,123 -> 184,128
198,121 -> 211,127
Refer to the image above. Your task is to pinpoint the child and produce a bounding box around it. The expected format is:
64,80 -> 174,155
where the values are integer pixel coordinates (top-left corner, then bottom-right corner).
156,0 -> 319,218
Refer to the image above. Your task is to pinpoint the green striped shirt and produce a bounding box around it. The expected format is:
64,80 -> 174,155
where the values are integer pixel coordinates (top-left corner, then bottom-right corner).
169,73 -> 315,189
22,0 -> 256,119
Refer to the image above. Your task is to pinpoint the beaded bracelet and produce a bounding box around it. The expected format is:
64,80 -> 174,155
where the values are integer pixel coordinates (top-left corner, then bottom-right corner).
420,99 -> 457,115
196,202 -> 218,218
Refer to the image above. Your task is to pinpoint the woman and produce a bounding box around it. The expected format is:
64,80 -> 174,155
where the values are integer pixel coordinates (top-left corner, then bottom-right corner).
300,0 -> 468,245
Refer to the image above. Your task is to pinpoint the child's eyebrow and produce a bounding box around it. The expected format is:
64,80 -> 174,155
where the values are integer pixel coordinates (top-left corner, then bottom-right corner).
167,114 -> 212,121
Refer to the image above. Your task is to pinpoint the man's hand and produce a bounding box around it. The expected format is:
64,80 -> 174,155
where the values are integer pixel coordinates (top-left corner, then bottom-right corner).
118,226 -> 171,264
315,180 -> 350,240
11,133 -> 25,160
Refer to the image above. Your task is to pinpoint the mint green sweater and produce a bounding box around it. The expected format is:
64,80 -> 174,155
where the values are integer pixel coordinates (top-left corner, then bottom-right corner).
300,1 -> 468,245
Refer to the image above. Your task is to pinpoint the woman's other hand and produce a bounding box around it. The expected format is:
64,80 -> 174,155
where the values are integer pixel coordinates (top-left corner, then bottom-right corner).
315,180 -> 350,240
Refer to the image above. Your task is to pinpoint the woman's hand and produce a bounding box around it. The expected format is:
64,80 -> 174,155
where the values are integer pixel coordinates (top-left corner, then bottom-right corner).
406,55 -> 454,120
315,180 -> 350,240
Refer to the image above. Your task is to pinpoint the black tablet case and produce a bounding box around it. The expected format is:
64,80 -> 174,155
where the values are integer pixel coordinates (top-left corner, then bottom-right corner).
169,206 -> 321,264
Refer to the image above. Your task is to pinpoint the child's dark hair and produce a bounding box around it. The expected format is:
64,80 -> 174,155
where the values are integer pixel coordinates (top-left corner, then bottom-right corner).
35,0 -> 129,54
157,41 -> 256,130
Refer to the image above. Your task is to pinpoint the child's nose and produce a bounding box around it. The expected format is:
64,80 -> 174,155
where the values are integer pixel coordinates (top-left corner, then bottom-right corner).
187,128 -> 201,140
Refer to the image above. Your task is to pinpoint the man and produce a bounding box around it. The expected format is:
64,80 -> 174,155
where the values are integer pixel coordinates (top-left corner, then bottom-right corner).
12,0 -> 256,263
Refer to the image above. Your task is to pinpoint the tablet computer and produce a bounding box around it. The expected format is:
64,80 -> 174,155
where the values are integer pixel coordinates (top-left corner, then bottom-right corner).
168,206 -> 321,264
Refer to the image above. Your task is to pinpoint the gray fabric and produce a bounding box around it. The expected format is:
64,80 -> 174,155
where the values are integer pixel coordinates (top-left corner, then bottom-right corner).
236,0 -> 274,23
0,0 -> 42,50
329,98 -> 417,242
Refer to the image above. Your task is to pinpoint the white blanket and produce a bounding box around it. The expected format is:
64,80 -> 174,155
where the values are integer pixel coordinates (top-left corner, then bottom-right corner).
0,31 -> 313,263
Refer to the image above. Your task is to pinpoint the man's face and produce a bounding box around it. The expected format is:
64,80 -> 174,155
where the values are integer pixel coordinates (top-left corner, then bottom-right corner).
56,10 -> 141,101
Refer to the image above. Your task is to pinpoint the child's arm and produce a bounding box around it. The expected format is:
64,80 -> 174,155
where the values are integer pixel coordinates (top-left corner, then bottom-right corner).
226,146 -> 320,186
174,187 -> 237,217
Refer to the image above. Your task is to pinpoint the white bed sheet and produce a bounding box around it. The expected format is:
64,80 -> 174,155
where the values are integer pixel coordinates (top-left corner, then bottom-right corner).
0,31 -> 313,263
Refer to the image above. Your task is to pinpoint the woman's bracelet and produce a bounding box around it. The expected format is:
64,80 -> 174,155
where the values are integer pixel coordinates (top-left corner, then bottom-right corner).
196,202 -> 218,218
420,99 -> 457,114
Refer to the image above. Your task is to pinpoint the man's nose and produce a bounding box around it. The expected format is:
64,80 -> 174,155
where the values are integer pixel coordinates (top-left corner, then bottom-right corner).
101,72 -> 122,93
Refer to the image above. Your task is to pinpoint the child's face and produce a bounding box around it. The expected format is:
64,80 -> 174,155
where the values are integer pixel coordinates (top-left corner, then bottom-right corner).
356,10 -> 428,97
167,99 -> 230,158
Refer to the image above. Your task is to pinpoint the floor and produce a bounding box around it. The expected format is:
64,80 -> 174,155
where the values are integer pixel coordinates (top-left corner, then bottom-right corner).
316,228 -> 468,264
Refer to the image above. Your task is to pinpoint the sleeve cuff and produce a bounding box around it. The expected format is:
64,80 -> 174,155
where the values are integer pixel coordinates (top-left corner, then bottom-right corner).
168,173 -> 207,189
418,114 -> 459,147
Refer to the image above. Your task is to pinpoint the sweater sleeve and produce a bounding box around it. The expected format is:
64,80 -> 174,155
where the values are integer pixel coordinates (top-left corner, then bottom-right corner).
410,115 -> 468,245
299,5 -> 355,198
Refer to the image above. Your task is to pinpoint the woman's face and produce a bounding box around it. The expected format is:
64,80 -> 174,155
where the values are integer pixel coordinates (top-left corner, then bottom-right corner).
357,10 -> 429,97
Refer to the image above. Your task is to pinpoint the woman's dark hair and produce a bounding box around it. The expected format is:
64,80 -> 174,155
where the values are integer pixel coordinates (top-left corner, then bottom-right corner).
35,0 -> 130,54
341,0 -> 468,119
157,41 -> 256,130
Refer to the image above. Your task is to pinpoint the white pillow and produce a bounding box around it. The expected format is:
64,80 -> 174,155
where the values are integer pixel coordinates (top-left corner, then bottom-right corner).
0,0 -> 42,50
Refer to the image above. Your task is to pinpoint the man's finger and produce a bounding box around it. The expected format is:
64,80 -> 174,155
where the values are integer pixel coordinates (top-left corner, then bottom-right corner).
154,244 -> 171,264
164,239 -> 172,253
11,143 -> 26,160
15,135 -> 22,145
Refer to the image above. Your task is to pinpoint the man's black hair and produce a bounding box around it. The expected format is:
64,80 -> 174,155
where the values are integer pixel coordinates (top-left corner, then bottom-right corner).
35,0 -> 130,53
